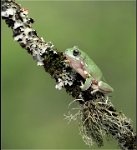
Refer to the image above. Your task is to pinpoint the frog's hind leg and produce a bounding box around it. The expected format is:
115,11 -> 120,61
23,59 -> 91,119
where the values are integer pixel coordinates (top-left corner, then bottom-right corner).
98,81 -> 114,94
91,84 -> 99,94
91,81 -> 113,94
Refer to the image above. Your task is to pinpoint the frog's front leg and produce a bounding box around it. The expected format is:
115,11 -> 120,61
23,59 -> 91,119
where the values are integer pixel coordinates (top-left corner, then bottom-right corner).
80,74 -> 94,91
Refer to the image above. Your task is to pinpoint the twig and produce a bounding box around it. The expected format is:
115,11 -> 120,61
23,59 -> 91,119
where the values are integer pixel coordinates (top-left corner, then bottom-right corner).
1,0 -> 136,149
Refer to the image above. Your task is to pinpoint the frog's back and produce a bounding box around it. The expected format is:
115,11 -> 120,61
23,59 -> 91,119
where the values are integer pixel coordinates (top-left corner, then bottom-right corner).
82,51 -> 103,80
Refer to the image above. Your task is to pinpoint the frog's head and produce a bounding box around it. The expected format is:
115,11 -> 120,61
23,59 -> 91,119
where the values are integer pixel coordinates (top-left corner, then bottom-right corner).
64,46 -> 82,61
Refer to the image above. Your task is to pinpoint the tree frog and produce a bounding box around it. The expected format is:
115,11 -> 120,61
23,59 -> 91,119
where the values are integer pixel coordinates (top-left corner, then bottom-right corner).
64,46 -> 114,94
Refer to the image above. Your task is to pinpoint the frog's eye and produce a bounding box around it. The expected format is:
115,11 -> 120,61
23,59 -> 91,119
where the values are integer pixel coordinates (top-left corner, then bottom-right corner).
73,49 -> 80,56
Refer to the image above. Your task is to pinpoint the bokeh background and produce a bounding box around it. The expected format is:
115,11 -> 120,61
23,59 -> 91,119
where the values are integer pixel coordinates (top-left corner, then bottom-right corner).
1,0 -> 136,149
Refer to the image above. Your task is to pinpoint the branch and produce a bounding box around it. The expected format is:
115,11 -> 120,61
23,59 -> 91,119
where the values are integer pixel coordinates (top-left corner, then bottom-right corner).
1,0 -> 136,149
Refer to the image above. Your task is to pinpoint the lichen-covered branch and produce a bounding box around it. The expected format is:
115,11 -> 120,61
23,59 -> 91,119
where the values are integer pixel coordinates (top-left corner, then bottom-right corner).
1,0 -> 136,149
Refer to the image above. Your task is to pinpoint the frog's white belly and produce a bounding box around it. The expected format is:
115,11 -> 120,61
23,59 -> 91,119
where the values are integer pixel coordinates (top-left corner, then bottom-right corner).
65,55 -> 87,79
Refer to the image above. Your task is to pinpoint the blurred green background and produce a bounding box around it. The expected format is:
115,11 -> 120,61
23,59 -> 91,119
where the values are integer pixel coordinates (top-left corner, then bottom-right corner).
1,0 -> 136,149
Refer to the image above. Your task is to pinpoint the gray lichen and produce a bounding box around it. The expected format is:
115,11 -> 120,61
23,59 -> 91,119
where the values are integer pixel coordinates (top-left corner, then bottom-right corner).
79,97 -> 136,149
1,0 -> 136,149
65,95 -> 136,149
